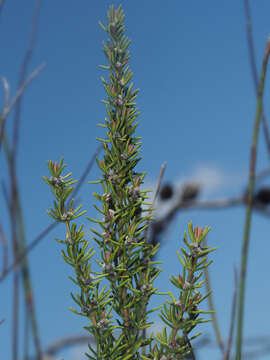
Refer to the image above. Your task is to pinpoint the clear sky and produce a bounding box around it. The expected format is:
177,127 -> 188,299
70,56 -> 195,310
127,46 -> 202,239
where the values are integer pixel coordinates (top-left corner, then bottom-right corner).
1,1 -> 270,359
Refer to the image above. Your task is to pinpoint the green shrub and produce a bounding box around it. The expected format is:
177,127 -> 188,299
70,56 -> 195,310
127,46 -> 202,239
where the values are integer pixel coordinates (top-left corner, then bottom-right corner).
43,5 -> 215,360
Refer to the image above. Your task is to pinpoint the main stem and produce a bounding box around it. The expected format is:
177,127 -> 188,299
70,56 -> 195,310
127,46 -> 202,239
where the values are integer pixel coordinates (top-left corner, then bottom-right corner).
235,39 -> 270,360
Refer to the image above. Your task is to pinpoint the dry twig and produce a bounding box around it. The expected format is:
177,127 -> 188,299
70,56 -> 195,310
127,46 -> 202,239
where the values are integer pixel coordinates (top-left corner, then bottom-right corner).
236,38 -> 270,360
244,0 -> 270,157
0,223 -> 8,277
224,266 -> 238,360
0,63 -> 46,150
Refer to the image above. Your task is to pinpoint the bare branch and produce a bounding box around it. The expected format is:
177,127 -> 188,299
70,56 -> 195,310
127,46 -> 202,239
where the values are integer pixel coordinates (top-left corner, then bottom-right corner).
0,0 -> 5,19
203,244 -> 225,355
5,63 -> 46,119
0,223 -> 8,277
68,144 -> 102,206
152,162 -> 167,208
44,334 -> 95,356
0,222 -> 58,283
12,0 -> 42,157
255,167 -> 270,184
150,189 -> 270,253
2,76 -> 10,108
244,0 -> 270,157
145,162 -> 167,242
224,266 -> 238,360
0,63 -> 46,149
236,38 -> 270,359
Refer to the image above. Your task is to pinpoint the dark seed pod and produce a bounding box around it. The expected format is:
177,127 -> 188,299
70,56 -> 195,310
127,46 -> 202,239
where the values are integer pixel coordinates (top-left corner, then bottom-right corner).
159,183 -> 174,200
181,182 -> 200,202
254,187 -> 270,205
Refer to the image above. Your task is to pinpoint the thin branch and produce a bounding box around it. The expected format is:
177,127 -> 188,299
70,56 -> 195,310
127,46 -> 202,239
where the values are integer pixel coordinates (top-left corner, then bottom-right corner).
145,161 -> 167,243
2,144 -> 20,360
151,193 -> 270,246
244,0 -> 270,157
17,189 -> 41,360
203,250 -> 225,355
0,0 -> 5,19
68,144 -> 102,206
224,266 -> 238,360
2,76 -> 10,108
236,38 -> 270,360
0,221 -> 58,283
12,262 -> 19,360
145,162 -> 167,241
149,165 -> 270,251
151,197 -> 239,245
44,334 -> 95,356
152,162 -> 167,208
197,334 -> 270,359
5,63 -> 46,119
12,0 -> 42,158
4,4 -> 43,357
0,223 -> 8,277
255,166 -> 270,184
2,177 -> 20,360
3,128 -> 42,359
0,63 -> 46,150
24,305 -> 30,360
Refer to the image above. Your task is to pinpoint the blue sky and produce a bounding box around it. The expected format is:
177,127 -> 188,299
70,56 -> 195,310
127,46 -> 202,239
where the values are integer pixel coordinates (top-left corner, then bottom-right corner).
1,1 -> 270,359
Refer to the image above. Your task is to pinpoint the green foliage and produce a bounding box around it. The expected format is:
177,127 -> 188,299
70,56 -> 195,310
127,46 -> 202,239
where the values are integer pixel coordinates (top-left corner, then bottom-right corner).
152,223 -> 216,359
43,5 -> 215,360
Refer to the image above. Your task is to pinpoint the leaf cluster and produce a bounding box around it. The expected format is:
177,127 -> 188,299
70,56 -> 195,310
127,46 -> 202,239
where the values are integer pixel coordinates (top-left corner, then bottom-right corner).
151,223 -> 216,359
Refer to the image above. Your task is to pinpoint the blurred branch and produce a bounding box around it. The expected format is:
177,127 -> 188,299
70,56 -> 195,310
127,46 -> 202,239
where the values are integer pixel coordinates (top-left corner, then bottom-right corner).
224,266 -> 238,360
244,0 -> 270,157
0,63 -> 46,150
12,0 -> 41,157
3,74 -> 43,360
255,167 -> 270,183
42,333 -> 206,358
145,162 -> 167,242
0,223 -> 8,277
39,332 -> 270,360
44,334 -> 95,357
0,221 -> 58,283
2,142 -> 20,360
236,38 -> 270,360
152,163 -> 167,207
150,187 -> 270,248
0,0 -> 5,19
142,162 -> 166,355
67,144 -> 102,205
1,151 -> 21,360
203,238 -> 225,355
